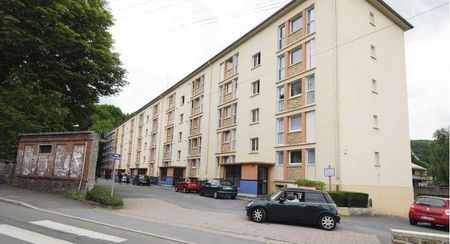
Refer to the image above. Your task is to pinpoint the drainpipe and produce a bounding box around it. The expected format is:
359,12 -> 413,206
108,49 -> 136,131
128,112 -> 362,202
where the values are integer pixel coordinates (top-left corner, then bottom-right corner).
333,0 -> 342,189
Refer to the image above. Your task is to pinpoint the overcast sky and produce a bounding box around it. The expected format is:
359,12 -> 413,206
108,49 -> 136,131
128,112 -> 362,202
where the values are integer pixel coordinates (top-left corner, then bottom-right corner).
101,0 -> 449,140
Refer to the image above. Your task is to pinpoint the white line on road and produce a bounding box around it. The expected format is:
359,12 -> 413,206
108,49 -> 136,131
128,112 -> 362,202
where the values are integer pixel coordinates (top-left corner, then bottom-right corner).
31,220 -> 127,243
0,224 -> 73,244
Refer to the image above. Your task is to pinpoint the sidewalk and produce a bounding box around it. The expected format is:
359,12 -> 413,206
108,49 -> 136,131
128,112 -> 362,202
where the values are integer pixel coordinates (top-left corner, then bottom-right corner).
0,184 -> 264,244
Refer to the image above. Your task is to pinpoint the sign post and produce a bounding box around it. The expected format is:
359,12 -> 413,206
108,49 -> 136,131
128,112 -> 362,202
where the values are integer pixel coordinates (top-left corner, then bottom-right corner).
111,153 -> 121,197
324,165 -> 335,192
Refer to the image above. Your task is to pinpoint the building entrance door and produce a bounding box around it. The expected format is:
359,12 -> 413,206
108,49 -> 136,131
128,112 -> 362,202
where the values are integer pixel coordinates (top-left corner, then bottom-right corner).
257,166 -> 268,195
173,168 -> 184,186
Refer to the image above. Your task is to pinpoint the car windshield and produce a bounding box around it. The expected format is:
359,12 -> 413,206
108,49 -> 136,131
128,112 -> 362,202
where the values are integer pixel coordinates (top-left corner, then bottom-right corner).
219,180 -> 233,186
189,178 -> 199,182
269,190 -> 283,200
416,197 -> 446,207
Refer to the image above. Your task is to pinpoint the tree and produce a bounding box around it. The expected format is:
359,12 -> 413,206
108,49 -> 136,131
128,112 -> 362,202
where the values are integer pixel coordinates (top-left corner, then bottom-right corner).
410,140 -> 432,165
429,128 -> 449,186
0,0 -> 126,159
88,104 -> 125,138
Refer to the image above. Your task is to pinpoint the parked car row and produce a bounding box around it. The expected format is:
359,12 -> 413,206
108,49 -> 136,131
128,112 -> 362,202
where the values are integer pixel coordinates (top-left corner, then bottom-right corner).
175,178 -> 238,199
409,195 -> 449,229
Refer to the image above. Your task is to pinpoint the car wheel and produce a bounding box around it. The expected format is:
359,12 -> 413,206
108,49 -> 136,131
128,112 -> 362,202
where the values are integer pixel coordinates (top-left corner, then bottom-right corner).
213,191 -> 219,199
251,207 -> 266,223
199,190 -> 204,196
183,188 -> 188,193
175,187 -> 178,192
231,195 -> 236,200
409,218 -> 417,225
319,214 -> 336,230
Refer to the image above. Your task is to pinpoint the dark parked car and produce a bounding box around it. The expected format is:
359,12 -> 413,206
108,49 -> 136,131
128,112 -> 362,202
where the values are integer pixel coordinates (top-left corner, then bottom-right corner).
246,188 -> 340,230
409,196 -> 449,228
132,175 -> 150,186
175,177 -> 201,193
199,179 -> 237,199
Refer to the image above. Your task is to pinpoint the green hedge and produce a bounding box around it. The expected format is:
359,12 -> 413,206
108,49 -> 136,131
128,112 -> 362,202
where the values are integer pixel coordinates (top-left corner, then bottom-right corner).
328,191 -> 369,208
86,186 -> 123,207
295,179 -> 326,190
417,192 -> 449,198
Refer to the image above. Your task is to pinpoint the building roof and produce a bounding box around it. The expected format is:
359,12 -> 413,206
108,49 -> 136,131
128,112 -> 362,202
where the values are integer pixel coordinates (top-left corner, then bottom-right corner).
19,131 -> 97,137
411,163 -> 426,170
117,0 -> 413,127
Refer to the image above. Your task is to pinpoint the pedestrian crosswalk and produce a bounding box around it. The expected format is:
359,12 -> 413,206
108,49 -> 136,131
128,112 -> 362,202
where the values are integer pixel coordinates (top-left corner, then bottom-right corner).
0,220 -> 127,243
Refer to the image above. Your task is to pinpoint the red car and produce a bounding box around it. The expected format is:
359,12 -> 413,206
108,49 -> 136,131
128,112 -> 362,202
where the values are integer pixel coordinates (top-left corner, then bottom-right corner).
175,177 -> 201,193
409,196 -> 449,228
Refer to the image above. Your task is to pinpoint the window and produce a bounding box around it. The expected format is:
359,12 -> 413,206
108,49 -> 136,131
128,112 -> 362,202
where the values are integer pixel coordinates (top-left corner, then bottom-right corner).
370,12 -> 375,26
193,117 -> 199,128
278,55 -> 285,80
306,39 -> 315,69
305,192 -> 327,203
225,82 -> 232,94
231,129 -> 236,150
277,86 -> 285,112
252,52 -> 261,67
146,115 -> 150,124
370,45 -> 376,59
251,138 -> 259,152
289,114 -> 302,132
223,131 -> 230,143
306,76 -> 315,104
373,114 -> 379,129
178,132 -> 182,141
307,149 -> 316,165
251,80 -> 260,95
276,151 -> 284,165
39,145 -> 52,154
224,106 -> 231,118
251,109 -> 259,123
374,151 -> 380,165
177,150 -> 181,160
290,80 -> 302,97
372,79 -> 377,93
290,150 -> 302,164
277,118 -> 284,145
192,159 -> 197,169
278,24 -> 286,49
290,48 -> 302,65
307,6 -> 315,34
234,78 -> 238,97
181,95 -> 185,105
179,113 -> 183,124
291,15 -> 302,33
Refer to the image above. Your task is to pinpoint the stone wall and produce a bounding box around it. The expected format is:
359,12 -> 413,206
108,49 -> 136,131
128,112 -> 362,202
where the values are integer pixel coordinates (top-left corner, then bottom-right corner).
0,160 -> 16,184
391,229 -> 449,244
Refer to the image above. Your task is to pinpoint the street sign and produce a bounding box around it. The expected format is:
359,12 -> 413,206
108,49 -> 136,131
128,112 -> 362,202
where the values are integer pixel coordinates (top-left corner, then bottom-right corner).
112,153 -> 121,160
324,167 -> 335,177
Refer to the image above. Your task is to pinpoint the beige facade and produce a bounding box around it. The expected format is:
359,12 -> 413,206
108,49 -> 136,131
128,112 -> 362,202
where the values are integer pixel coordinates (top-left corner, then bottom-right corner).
113,0 -> 414,216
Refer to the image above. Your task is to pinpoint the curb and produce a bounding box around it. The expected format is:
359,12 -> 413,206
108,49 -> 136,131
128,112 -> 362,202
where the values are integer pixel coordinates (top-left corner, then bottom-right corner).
0,197 -> 192,244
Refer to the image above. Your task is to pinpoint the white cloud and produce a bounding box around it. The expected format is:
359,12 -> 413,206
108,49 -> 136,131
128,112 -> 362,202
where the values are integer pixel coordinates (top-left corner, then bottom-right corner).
101,0 -> 449,139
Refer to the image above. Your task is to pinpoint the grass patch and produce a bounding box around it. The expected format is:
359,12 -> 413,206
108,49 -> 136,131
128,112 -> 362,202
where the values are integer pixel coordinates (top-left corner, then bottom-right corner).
295,179 -> 326,190
85,186 -> 123,207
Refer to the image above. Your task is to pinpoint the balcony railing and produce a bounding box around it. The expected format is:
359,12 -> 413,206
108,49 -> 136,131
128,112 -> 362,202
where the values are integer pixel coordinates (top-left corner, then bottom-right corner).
287,62 -> 302,77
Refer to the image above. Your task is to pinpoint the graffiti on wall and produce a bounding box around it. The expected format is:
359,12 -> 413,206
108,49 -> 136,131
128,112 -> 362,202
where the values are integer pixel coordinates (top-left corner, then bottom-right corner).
54,145 -> 70,177
21,146 -> 36,176
70,145 -> 85,178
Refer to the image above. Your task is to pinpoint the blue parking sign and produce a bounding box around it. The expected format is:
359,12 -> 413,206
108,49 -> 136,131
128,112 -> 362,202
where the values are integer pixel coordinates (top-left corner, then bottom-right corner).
112,153 -> 121,160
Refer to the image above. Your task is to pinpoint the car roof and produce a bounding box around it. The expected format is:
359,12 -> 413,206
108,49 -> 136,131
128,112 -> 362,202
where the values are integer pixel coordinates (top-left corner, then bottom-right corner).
416,196 -> 449,201
283,187 -> 323,193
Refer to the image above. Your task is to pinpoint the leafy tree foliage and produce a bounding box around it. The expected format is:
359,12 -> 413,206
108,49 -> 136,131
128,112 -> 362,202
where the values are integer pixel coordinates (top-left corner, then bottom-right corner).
410,140 -> 432,165
0,0 -> 126,159
429,128 -> 449,186
88,104 -> 125,138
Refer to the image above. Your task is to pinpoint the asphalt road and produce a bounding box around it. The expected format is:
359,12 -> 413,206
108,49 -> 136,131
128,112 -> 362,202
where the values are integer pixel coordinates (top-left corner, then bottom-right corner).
0,201 -> 179,244
98,178 -> 449,243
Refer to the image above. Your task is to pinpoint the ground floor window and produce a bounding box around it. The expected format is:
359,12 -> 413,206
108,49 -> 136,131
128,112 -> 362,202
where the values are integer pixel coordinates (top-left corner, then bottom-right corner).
138,169 -> 147,175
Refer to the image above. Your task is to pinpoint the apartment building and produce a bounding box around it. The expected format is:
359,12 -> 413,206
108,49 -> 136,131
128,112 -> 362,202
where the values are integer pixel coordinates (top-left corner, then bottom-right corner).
114,0 -> 414,216
99,130 -> 117,178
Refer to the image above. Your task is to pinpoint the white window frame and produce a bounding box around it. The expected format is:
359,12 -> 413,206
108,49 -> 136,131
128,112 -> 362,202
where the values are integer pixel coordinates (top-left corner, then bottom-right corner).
276,151 -> 284,166
290,15 -> 302,33
290,48 -> 302,65
278,55 -> 285,80
224,106 -> 231,118
307,6 -> 315,34
289,114 -> 302,132
306,75 -> 315,104
277,118 -> 284,145
251,80 -> 260,95
277,86 -> 285,112
223,131 -> 230,143
251,108 -> 259,123
278,24 -> 286,49
307,149 -> 316,165
252,52 -> 261,67
289,150 -> 302,164
251,138 -> 259,152
290,80 -> 302,98
225,82 -> 232,94
306,39 -> 315,69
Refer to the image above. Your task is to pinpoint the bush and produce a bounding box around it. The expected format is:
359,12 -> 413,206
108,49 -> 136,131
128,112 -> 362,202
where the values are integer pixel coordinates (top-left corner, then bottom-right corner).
85,186 -> 123,207
295,179 -> 326,190
417,192 -> 449,198
70,192 -> 85,202
328,191 -> 369,208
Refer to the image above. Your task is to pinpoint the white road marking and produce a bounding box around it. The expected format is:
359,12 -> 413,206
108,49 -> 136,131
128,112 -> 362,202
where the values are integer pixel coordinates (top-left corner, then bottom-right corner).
31,220 -> 127,243
0,224 -> 73,244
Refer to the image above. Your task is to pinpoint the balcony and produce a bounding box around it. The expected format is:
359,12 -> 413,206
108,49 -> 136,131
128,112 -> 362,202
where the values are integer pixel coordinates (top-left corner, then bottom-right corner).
191,106 -> 201,116
221,143 -> 231,153
190,147 -> 200,156
190,126 -> 201,136
287,29 -> 302,46
192,86 -> 203,97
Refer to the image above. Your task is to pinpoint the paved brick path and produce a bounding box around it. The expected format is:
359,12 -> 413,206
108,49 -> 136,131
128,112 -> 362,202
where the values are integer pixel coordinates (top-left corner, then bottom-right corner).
118,198 -> 380,244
